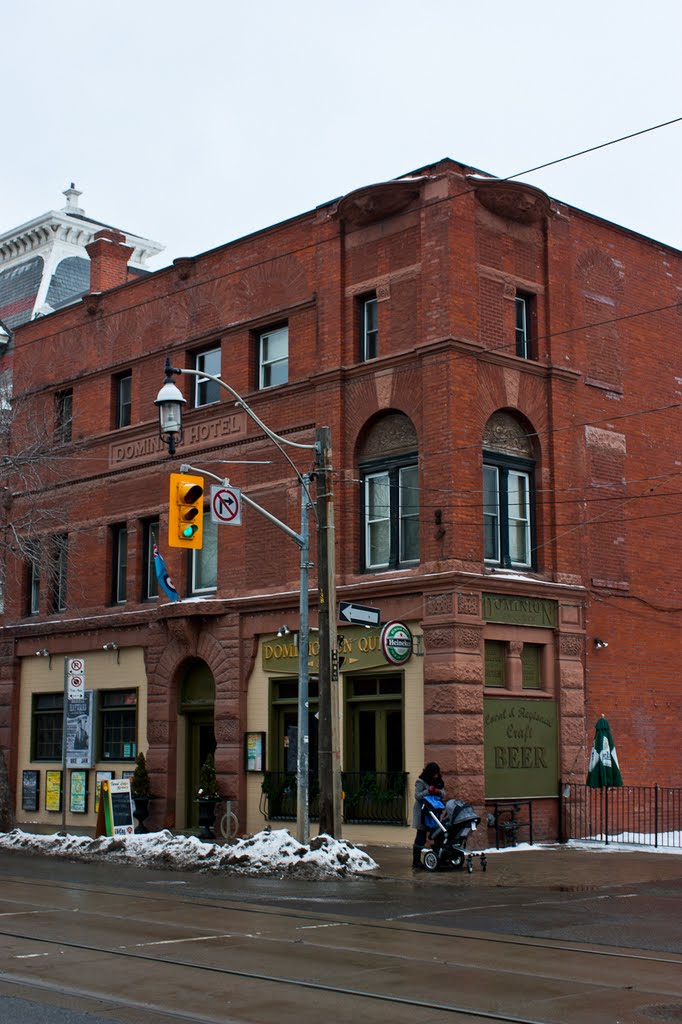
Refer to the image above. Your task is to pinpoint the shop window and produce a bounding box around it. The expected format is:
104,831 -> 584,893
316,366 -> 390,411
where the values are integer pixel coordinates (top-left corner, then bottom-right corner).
191,515 -> 217,593
521,643 -> 543,689
345,675 -> 403,774
100,689 -> 137,761
270,678 -> 319,773
258,325 -> 288,389
32,693 -> 63,760
193,347 -> 221,407
484,640 -> 506,687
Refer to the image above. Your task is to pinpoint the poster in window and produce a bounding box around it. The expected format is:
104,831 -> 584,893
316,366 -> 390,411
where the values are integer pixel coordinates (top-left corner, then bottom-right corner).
45,770 -> 62,812
245,732 -> 265,772
22,770 -> 39,812
66,690 -> 94,769
95,770 -> 113,812
70,770 -> 88,813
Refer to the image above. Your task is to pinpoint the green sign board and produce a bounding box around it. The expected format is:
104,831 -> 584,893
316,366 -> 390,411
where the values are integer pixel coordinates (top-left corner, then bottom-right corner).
262,626 -> 393,675
483,593 -> 557,628
484,698 -> 558,798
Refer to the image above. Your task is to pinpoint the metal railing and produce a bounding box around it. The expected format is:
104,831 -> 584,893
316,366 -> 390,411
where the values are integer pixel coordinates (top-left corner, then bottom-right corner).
342,772 -> 408,824
561,783 -> 682,848
261,771 -> 408,825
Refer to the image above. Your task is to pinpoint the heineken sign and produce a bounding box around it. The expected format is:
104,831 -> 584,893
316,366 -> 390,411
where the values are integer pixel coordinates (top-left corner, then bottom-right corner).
380,621 -> 413,665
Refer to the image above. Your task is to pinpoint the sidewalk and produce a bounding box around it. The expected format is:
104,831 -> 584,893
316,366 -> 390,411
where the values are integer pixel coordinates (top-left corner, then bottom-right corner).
361,841 -> 682,888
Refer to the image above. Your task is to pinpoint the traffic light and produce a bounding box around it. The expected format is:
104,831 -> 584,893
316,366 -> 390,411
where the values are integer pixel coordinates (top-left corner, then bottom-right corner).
168,472 -> 204,549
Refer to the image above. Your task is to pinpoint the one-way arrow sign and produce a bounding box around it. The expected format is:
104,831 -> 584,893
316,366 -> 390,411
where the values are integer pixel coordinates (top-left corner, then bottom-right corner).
338,601 -> 381,627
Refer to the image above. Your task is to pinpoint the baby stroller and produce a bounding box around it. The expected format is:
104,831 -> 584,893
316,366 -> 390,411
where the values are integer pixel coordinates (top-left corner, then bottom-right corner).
420,795 -> 487,873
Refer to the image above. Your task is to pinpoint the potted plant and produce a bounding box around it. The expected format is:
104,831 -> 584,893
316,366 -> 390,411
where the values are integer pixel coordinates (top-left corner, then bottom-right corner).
196,754 -> 221,840
131,752 -> 152,834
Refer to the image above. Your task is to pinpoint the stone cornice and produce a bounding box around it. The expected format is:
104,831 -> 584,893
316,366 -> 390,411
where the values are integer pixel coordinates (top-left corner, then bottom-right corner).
0,210 -> 162,268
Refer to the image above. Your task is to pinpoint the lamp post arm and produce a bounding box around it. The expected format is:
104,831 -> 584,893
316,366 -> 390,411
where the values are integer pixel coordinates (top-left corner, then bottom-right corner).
169,366 -> 316,450
180,463 -> 304,549
168,364 -> 318,518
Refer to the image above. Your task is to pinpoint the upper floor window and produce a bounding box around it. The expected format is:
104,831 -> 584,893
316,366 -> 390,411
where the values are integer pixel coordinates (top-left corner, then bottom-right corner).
360,295 -> 378,361
358,412 -> 419,572
54,389 -> 72,444
515,293 -> 534,359
49,533 -> 68,612
191,514 -> 217,594
142,519 -> 159,601
194,347 -> 221,407
259,326 -> 288,389
483,411 -> 537,570
26,542 -> 40,615
111,524 -> 128,605
115,372 -> 132,428
364,462 -> 419,569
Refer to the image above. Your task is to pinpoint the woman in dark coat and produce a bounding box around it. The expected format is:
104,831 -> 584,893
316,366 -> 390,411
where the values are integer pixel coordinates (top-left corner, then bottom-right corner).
411,762 -> 445,869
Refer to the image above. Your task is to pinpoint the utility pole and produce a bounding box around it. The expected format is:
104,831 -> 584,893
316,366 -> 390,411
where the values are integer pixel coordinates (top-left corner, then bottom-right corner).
315,426 -> 342,837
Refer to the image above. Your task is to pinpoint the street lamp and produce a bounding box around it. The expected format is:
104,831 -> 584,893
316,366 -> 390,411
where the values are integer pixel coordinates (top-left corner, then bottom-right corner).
154,359 -> 186,455
154,357 -> 341,843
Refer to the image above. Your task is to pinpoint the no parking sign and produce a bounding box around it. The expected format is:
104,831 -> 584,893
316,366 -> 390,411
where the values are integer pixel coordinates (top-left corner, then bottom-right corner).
66,657 -> 86,700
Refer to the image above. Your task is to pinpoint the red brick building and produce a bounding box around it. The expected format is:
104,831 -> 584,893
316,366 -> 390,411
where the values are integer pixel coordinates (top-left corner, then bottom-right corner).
1,159 -> 680,845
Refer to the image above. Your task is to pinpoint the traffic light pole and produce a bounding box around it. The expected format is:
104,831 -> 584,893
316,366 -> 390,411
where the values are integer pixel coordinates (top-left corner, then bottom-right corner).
157,361 -> 338,845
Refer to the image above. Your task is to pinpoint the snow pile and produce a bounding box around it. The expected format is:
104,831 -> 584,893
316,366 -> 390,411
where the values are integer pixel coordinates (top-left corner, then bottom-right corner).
0,827 -> 378,878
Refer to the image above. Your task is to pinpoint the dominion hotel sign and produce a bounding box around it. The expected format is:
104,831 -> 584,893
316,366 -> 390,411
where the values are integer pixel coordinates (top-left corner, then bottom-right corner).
110,412 -> 247,466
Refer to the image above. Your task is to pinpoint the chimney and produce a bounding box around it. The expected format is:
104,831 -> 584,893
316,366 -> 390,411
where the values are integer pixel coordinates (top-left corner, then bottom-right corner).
85,229 -> 135,293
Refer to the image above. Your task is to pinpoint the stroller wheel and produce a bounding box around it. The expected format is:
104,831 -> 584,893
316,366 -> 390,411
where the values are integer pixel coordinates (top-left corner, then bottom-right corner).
450,849 -> 465,869
423,850 -> 439,872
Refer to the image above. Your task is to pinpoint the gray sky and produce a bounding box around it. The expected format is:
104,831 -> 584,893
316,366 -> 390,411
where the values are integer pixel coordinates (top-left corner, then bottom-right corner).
4,0 -> 681,268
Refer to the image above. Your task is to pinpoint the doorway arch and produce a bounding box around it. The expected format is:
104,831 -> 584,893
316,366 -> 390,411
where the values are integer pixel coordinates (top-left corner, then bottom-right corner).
178,659 -> 216,829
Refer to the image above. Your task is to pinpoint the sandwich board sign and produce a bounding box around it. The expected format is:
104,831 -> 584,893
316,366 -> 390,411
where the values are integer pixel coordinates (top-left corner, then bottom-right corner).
95,778 -> 135,837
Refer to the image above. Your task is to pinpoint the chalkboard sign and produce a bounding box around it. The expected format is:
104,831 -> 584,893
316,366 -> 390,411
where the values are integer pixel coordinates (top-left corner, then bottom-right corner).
96,778 -> 135,837
22,770 -> 39,812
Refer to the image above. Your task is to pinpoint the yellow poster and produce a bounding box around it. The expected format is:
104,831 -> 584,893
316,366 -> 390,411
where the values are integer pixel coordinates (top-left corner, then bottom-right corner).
45,770 -> 62,812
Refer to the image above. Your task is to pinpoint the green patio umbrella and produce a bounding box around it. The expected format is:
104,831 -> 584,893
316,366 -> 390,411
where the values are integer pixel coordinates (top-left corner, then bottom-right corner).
586,715 -> 623,788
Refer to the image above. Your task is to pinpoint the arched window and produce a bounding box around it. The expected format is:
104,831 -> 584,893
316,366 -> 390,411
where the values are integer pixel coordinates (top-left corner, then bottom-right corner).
358,413 -> 419,571
483,412 -> 536,569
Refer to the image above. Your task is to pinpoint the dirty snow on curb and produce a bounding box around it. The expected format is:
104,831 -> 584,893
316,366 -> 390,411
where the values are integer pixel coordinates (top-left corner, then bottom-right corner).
0,828 -> 378,877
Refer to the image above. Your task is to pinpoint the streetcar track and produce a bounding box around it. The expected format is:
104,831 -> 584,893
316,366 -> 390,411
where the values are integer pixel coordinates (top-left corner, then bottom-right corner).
0,935 -> 602,1024
0,871 -> 679,966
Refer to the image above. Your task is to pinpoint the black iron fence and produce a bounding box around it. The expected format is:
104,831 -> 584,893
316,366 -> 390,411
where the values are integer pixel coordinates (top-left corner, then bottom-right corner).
261,771 -> 408,825
562,783 -> 682,848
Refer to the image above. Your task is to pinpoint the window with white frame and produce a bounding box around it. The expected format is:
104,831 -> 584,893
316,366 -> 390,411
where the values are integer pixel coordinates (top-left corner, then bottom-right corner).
194,348 -> 221,407
191,514 -> 217,593
360,295 -> 378,361
364,461 -> 419,570
115,371 -> 132,428
515,293 -> 534,359
258,326 -> 288,389
483,459 -> 533,568
26,542 -> 40,615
